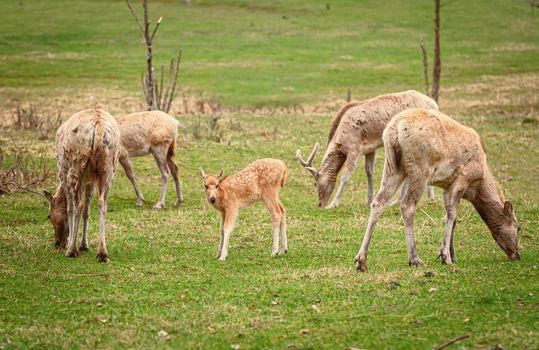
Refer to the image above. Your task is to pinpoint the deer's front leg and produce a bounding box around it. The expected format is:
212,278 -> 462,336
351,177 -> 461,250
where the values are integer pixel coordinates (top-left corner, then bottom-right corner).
326,152 -> 360,209
218,209 -> 238,261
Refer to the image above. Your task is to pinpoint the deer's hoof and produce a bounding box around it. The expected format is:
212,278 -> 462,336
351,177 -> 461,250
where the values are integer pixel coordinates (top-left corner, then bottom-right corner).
136,198 -> 145,207
153,203 -> 165,210
325,203 -> 338,209
218,256 -> 227,262
439,250 -> 453,265
96,253 -> 109,263
355,256 -> 368,272
409,257 -> 424,267
66,249 -> 79,258
79,245 -> 89,252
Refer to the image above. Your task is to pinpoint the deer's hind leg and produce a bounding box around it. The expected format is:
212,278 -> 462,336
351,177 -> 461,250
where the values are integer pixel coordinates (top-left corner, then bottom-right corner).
166,140 -> 183,207
119,153 -> 145,207
80,183 -> 95,252
400,174 -> 430,268
150,145 -> 170,209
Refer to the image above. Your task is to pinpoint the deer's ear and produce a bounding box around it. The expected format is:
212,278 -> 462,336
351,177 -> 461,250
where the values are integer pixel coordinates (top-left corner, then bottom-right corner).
217,169 -> 224,179
504,201 -> 514,215
43,190 -> 53,204
199,168 -> 206,180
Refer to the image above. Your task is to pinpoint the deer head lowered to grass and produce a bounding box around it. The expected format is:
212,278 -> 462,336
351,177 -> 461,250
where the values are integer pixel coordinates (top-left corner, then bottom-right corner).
354,108 -> 520,272
44,109 -> 121,262
200,158 -> 288,261
296,90 -> 438,209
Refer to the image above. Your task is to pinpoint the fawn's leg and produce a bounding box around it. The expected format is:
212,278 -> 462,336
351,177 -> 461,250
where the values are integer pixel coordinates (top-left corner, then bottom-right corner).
218,209 -> 238,261
215,212 -> 225,259
278,201 -> 287,254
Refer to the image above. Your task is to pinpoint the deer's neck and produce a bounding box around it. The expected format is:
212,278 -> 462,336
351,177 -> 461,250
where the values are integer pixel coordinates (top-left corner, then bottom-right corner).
467,172 -> 506,236
319,149 -> 346,183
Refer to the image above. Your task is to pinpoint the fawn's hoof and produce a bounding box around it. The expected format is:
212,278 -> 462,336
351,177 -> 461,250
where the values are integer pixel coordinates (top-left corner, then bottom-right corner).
136,198 -> 145,207
79,245 -> 89,252
96,253 -> 109,263
66,249 -> 79,258
153,203 -> 165,210
325,202 -> 339,209
218,256 -> 227,262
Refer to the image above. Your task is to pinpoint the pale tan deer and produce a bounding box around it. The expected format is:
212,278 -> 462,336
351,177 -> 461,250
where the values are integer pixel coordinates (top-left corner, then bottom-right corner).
116,110 -> 183,209
355,108 -> 520,272
200,159 -> 288,261
44,109 -> 121,262
297,90 -> 438,209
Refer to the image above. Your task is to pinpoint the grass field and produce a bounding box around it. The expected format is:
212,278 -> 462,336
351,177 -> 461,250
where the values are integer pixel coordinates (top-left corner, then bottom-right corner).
1,0 -> 539,349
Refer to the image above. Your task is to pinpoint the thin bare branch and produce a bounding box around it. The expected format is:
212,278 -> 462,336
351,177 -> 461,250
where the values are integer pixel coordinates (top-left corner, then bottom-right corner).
419,36 -> 430,97
165,49 -> 183,113
434,335 -> 469,350
126,0 -> 144,33
150,16 -> 163,41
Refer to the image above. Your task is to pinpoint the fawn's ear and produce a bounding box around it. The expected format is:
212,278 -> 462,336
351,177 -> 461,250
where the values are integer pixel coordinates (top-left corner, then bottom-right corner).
43,190 -> 53,204
217,169 -> 224,180
503,201 -> 514,215
199,168 -> 206,180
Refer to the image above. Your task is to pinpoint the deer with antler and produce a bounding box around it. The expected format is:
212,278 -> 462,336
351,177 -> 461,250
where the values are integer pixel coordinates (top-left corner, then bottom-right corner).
200,159 -> 288,261
116,110 -> 183,209
355,108 -> 520,272
44,109 -> 120,262
297,90 -> 438,209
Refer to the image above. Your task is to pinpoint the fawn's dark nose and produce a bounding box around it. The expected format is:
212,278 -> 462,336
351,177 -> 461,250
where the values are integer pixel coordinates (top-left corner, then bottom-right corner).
210,197 -> 216,204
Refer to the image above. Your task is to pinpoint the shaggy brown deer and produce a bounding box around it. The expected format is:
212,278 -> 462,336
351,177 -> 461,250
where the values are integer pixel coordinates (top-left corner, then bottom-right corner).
355,108 -> 520,272
200,159 -> 288,261
44,109 -> 121,262
116,110 -> 183,209
296,90 -> 438,209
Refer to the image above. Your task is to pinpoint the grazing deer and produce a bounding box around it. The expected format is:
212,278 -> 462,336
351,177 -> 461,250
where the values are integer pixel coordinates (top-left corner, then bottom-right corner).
355,108 -> 520,272
44,109 -> 121,262
116,110 -> 183,209
200,159 -> 288,261
296,90 -> 438,209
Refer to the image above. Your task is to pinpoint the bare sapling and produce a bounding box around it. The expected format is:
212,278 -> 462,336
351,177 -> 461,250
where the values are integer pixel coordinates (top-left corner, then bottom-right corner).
200,159 -> 288,261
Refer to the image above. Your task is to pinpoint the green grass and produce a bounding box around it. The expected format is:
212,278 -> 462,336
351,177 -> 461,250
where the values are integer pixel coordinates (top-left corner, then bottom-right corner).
0,0 -> 538,106
1,111 -> 538,349
1,0 -> 539,349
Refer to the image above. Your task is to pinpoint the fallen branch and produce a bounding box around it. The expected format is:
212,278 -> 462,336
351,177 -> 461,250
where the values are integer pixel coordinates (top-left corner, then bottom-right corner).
434,335 -> 470,350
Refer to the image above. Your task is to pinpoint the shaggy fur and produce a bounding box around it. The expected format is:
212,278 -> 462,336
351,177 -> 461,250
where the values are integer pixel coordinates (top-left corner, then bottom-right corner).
355,108 -> 520,272
45,109 -> 120,262
297,90 -> 438,209
116,110 -> 182,209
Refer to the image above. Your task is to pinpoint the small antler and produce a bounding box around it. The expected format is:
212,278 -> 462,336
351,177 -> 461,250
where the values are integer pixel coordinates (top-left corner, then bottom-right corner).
296,143 -> 320,177
296,143 -> 319,167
